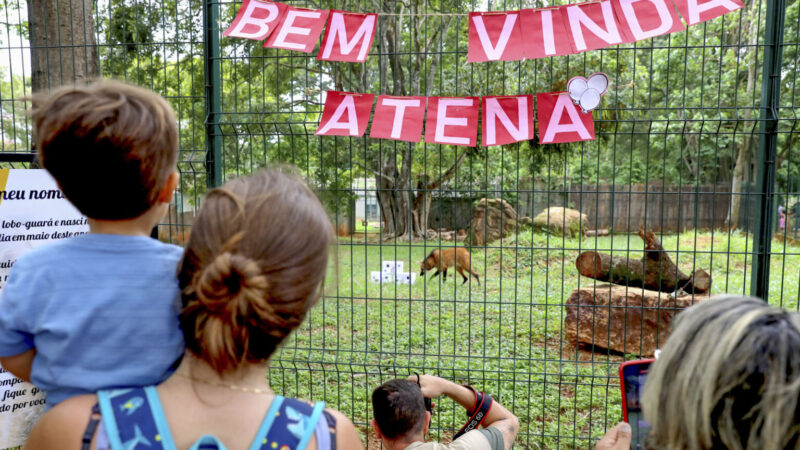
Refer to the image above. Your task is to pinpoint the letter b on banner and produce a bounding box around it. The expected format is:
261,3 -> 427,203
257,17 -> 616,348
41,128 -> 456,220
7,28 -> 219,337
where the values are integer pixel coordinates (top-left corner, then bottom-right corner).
223,0 -> 288,41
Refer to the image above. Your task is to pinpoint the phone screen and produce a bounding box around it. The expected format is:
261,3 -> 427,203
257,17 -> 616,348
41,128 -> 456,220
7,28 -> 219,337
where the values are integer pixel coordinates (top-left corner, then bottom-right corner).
620,360 -> 653,449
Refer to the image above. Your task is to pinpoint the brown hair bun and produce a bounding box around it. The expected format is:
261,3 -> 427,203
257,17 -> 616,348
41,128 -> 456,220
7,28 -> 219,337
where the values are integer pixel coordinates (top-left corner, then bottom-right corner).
194,252 -> 269,318
178,169 -> 332,374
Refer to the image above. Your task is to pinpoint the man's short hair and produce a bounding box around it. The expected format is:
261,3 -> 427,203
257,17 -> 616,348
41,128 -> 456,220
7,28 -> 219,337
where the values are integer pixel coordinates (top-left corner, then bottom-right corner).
31,80 -> 178,220
372,379 -> 427,440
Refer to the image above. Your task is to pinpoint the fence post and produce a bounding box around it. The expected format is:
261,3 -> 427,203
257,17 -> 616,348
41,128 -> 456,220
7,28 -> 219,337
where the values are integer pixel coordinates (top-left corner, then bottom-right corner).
751,0 -> 786,301
203,0 -> 223,189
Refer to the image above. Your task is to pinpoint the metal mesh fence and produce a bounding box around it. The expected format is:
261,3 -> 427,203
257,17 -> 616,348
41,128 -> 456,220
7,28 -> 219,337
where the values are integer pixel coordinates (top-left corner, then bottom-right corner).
1,0 -> 799,447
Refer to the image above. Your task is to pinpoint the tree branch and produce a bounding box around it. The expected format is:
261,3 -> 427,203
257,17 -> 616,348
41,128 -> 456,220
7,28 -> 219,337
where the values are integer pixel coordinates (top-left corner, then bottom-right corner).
354,160 -> 392,182
425,146 -> 469,190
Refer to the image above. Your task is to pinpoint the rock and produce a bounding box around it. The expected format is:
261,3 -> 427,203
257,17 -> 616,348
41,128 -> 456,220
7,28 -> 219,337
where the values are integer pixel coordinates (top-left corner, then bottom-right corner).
439,231 -> 455,241
467,198 -> 518,245
563,284 -> 708,357
533,207 -> 587,237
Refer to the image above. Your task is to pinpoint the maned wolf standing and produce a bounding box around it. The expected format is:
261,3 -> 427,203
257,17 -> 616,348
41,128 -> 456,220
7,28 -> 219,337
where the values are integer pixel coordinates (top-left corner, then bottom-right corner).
419,248 -> 480,285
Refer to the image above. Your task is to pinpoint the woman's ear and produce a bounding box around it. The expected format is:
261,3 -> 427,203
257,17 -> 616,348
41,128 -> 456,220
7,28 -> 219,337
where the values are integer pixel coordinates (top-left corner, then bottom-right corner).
157,172 -> 180,204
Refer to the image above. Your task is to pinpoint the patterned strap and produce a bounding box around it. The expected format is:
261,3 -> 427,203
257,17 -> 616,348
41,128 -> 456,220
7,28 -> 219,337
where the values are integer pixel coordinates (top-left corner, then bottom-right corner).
323,410 -> 338,450
249,396 -> 286,450
98,387 -> 330,450
82,403 -> 102,450
98,387 -> 171,450
259,397 -> 325,450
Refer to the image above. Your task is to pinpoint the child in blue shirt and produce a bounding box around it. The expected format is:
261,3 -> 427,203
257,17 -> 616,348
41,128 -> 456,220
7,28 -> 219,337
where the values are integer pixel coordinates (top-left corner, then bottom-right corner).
0,80 -> 185,408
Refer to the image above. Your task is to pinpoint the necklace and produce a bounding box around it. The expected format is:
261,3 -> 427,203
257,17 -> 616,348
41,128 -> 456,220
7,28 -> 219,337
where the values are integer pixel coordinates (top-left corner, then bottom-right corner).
176,372 -> 273,395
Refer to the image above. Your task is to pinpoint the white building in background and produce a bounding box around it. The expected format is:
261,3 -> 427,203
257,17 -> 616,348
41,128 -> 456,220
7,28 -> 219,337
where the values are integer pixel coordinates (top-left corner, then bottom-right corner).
353,178 -> 379,222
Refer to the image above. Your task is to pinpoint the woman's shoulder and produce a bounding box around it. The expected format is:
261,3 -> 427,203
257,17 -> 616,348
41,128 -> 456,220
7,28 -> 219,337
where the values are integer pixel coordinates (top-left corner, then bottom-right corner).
24,394 -> 99,450
323,407 -> 365,450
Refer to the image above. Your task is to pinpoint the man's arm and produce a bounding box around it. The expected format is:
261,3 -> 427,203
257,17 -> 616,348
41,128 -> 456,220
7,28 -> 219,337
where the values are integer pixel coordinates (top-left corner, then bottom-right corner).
412,375 -> 520,450
0,348 -> 35,382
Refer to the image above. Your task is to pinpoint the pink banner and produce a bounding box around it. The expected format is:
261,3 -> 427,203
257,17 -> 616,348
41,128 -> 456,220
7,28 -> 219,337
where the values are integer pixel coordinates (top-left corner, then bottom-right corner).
315,91 -> 375,137
467,12 -> 525,62
671,0 -> 743,26
224,0 -> 742,62
611,0 -> 685,41
424,97 -> 480,147
520,8 -> 576,58
223,0 -> 288,41
370,96 -> 427,142
317,11 -> 378,62
562,0 -> 634,53
537,92 -> 595,144
264,7 -> 329,53
481,95 -> 534,146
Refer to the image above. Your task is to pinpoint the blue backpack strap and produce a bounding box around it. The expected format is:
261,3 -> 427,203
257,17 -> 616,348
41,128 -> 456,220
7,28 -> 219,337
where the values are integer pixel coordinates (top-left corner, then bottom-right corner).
97,386 -> 174,450
258,397 -> 325,450
249,395 -> 286,450
297,402 -> 325,449
323,410 -> 337,450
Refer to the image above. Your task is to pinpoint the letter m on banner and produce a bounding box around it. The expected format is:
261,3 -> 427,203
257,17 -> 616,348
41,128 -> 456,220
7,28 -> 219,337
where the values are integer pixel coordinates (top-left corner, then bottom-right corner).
318,11 -> 378,62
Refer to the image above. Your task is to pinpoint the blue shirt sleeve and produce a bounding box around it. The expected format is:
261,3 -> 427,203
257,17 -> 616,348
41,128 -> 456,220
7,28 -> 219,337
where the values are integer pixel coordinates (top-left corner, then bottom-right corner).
0,257 -> 36,356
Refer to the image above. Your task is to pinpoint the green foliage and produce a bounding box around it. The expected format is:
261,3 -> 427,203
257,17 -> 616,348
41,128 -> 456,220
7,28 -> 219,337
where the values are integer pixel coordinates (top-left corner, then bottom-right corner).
0,69 -> 30,152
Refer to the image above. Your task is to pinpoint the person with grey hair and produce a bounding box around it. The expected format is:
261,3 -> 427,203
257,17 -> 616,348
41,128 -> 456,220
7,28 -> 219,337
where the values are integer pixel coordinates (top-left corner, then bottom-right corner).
597,295 -> 800,450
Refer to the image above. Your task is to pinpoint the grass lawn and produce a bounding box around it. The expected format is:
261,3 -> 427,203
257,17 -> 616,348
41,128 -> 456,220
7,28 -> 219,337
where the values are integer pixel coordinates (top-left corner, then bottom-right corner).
269,229 -> 800,449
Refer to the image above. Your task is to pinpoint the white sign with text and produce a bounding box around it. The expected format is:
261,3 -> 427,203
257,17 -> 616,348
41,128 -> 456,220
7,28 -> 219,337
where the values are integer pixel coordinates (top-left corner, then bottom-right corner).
0,169 -> 88,449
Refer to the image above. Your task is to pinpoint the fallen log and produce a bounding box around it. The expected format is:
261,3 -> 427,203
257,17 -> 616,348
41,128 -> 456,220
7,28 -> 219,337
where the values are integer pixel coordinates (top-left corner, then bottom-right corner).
585,228 -> 610,237
575,228 -> 711,294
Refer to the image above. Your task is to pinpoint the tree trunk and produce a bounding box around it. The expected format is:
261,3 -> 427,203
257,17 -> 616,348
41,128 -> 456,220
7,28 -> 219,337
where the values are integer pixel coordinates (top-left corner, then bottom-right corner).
29,0 -> 99,92
727,1 -> 759,230
371,5 -> 453,240
576,228 -> 711,293
376,155 -> 400,236
729,135 -> 753,229
411,177 -> 430,237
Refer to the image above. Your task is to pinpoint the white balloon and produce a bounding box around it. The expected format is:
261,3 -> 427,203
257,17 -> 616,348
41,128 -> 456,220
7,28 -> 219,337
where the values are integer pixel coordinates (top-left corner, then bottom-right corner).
587,73 -> 609,95
568,78 -> 588,103
579,89 -> 602,112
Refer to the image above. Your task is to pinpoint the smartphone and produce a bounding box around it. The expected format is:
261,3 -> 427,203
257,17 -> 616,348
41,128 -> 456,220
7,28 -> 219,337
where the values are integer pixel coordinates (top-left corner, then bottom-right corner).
619,359 -> 655,449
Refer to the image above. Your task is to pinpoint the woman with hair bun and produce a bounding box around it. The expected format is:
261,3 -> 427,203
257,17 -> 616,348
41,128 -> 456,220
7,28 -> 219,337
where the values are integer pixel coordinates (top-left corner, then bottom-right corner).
25,169 -> 364,450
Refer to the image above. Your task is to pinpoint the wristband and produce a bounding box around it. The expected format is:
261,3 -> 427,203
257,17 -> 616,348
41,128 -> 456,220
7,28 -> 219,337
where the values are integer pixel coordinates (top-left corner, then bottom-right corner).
453,385 -> 493,440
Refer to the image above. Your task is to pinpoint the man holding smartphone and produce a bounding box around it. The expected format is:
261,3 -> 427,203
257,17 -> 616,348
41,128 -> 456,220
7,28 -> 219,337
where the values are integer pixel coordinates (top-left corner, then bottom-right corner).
371,374 -> 519,449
